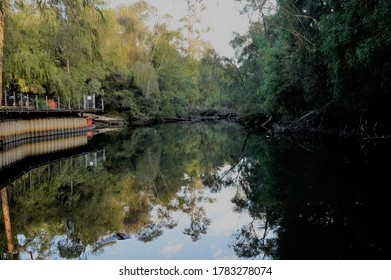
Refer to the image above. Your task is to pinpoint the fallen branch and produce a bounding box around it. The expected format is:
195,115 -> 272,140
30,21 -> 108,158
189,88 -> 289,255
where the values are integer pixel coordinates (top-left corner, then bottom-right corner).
362,135 -> 391,141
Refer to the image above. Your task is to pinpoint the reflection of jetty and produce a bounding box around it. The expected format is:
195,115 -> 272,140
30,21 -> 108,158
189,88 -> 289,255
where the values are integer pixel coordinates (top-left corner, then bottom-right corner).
0,129 -> 105,188
0,133 -> 88,170
1,149 -> 106,259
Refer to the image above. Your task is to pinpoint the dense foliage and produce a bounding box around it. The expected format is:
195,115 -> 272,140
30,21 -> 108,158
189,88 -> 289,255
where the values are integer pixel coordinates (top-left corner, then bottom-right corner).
2,0 -> 232,120
230,0 -> 391,133
2,0 -> 390,132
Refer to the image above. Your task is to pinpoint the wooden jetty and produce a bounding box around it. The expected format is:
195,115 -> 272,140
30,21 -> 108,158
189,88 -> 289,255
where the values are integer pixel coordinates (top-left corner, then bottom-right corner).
0,93 -> 107,148
0,117 -> 87,147
1,93 -> 104,115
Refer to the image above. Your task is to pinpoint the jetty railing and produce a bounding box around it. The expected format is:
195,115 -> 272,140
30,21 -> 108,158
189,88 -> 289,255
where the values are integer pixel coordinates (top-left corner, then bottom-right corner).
1,92 -> 104,113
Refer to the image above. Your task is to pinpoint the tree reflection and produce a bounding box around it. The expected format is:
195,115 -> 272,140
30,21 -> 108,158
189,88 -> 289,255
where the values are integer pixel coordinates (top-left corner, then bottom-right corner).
2,122 -> 276,259
231,211 -> 277,259
226,144 -> 280,259
57,239 -> 86,260
1,188 -> 14,260
3,122 -> 391,259
183,207 -> 210,242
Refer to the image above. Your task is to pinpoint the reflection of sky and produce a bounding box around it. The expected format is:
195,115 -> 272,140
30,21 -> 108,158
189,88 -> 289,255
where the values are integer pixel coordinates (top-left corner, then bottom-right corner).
11,154 -> 271,260
88,186 -> 256,260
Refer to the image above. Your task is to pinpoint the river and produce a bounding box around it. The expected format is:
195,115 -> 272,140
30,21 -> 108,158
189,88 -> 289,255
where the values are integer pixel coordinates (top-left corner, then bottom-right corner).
1,121 -> 391,260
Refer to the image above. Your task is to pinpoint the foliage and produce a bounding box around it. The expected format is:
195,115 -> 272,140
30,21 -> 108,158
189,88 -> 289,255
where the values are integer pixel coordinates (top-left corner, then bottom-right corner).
230,0 -> 391,130
2,0 -> 390,129
2,0 -> 230,120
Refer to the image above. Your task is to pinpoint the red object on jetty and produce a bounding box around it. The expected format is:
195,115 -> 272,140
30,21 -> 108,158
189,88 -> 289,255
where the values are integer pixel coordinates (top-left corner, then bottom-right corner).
47,99 -> 58,108
87,118 -> 93,127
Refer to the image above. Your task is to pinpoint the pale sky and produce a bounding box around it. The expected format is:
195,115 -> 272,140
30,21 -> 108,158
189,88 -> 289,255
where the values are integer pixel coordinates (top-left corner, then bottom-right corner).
105,0 -> 250,58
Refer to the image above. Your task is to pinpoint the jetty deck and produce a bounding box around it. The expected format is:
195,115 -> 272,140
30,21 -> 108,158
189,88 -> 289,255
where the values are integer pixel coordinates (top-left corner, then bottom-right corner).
1,93 -> 104,117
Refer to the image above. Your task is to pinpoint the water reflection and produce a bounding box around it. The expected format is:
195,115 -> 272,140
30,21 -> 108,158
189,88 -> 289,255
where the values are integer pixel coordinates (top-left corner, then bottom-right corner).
0,133 -> 88,170
1,122 -> 391,259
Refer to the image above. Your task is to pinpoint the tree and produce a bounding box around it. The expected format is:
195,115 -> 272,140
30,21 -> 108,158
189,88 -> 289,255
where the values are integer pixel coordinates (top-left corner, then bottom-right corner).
320,0 -> 391,127
180,0 -> 209,59
0,0 -> 9,105
0,0 -> 104,104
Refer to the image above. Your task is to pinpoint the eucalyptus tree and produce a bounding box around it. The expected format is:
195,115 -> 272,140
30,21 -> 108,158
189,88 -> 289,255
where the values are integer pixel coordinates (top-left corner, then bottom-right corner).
0,0 -> 8,105
0,0 -> 104,103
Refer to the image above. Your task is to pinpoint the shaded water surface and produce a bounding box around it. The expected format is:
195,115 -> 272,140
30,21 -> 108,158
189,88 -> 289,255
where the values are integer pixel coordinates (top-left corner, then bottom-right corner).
1,122 -> 391,259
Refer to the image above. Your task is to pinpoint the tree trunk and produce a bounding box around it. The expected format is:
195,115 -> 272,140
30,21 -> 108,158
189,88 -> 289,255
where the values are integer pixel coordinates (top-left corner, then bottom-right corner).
0,2 -> 5,106
0,0 -> 9,107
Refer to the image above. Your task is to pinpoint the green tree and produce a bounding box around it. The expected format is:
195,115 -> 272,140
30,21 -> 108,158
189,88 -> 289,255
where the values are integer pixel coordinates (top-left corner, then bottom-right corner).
1,0 -> 104,102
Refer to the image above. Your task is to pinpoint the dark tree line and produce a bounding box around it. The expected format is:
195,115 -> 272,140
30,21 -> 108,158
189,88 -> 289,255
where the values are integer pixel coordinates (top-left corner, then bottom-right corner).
225,0 -> 391,135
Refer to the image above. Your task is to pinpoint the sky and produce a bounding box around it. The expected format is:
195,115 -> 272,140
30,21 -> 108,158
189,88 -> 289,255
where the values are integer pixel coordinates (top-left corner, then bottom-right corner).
105,0 -> 250,58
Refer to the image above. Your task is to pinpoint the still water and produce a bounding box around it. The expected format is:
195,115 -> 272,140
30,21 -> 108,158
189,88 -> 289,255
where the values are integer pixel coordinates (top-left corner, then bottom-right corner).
1,121 -> 391,260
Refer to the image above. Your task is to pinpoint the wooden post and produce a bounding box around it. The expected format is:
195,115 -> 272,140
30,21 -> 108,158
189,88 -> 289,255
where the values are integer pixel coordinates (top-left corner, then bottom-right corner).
36,95 -> 38,109
68,99 -> 71,111
83,94 -> 86,110
102,98 -> 104,111
92,94 -> 96,110
26,94 -> 29,108
4,90 -> 7,107
1,187 -> 14,260
58,97 -> 60,109
45,96 -> 48,109
20,93 -> 23,109
13,92 -> 15,106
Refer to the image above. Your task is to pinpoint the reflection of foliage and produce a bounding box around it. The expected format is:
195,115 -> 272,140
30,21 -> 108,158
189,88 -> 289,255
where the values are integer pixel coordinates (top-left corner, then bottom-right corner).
57,239 -> 85,260
178,185 -> 212,242
229,133 -> 391,260
136,223 -> 163,243
135,206 -> 178,243
222,134 -> 280,259
183,207 -> 211,242
0,122 -> 260,259
231,216 -> 277,259
3,123 -> 390,260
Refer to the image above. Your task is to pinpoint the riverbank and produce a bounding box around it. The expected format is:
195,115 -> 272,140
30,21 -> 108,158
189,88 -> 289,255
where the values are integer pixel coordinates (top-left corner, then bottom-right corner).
92,105 -> 391,142
84,113 -> 128,128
